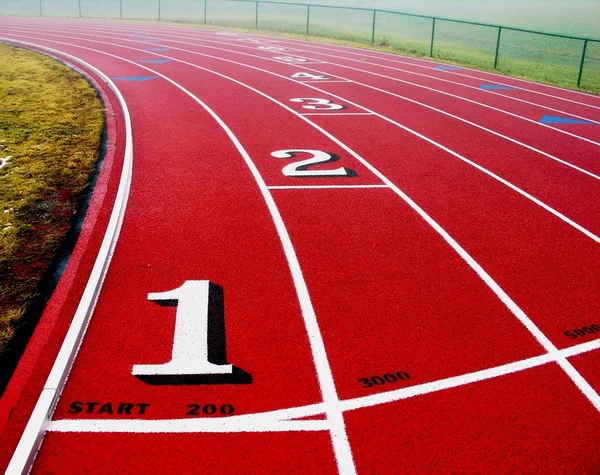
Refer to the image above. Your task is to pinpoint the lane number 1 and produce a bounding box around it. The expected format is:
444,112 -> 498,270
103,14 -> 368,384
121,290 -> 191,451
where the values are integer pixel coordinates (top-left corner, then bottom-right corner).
132,281 -> 251,385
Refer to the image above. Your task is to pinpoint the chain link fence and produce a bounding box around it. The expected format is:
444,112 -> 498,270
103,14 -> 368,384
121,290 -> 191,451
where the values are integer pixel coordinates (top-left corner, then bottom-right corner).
1,0 -> 598,93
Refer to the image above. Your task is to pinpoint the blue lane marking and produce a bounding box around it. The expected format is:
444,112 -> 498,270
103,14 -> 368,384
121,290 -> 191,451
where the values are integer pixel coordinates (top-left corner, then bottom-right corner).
480,84 -> 518,90
112,75 -> 158,82
540,114 -> 593,125
143,47 -> 169,51
436,65 -> 462,71
135,59 -> 172,64
146,38 -> 162,43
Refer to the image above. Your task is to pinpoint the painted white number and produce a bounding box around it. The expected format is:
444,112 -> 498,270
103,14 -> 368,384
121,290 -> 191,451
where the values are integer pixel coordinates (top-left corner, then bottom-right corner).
132,280 -> 251,385
259,46 -> 287,51
271,149 -> 357,178
291,72 -> 328,80
237,38 -> 262,43
290,98 -> 345,111
273,56 -> 307,63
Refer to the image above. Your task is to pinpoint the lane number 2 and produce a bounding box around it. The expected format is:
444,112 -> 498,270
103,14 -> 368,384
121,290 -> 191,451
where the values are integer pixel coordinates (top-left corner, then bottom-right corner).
271,149 -> 357,178
290,98 -> 346,111
132,281 -> 251,385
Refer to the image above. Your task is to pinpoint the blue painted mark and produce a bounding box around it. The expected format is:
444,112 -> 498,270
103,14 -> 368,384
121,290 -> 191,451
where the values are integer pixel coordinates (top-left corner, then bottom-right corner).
540,115 -> 593,125
436,65 -> 462,71
143,47 -> 169,51
112,75 -> 158,82
135,59 -> 172,64
146,38 -> 162,43
480,84 -> 518,90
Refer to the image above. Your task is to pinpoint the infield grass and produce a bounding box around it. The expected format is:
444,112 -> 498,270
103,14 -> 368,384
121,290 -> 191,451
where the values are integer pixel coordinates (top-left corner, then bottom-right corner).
0,44 -> 104,354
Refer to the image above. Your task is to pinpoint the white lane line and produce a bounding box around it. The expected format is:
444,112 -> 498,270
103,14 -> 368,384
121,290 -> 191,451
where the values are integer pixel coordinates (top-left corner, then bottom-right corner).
268,185 -> 389,189
29,24 -> 600,182
5,36 -> 356,475
0,39 -> 134,475
300,112 -> 375,116
16,26 -> 598,244
303,80 -> 351,83
46,337 -> 600,433
49,418 -> 330,433
15,29 -> 600,412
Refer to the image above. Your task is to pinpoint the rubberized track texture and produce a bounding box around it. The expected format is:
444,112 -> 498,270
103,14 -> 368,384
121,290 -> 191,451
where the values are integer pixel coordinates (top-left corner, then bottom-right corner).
1,18 -> 600,474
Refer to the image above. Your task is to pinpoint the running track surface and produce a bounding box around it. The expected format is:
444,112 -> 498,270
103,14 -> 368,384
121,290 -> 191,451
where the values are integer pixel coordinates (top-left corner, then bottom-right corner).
1,18 -> 600,474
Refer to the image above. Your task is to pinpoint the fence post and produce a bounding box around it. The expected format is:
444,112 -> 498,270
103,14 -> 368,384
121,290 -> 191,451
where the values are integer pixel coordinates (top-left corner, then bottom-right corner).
255,1 -> 258,29
39,0 -> 42,16
204,0 -> 207,24
493,26 -> 502,69
120,0 -> 122,19
158,0 -> 161,20
430,17 -> 436,57
371,10 -> 376,44
306,5 -> 310,35
78,0 -> 81,17
577,39 -> 588,87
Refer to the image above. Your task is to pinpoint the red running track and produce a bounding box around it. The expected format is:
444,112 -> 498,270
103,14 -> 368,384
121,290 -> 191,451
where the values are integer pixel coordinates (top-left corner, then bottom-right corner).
1,18 -> 600,474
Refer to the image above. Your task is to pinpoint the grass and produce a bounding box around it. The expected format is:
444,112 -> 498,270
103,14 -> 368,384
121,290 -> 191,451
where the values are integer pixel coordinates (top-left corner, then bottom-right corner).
0,44 -> 104,354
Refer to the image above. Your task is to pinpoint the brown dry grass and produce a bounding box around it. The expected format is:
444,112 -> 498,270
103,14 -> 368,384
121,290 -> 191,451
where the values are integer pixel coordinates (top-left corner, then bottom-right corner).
0,44 -> 104,353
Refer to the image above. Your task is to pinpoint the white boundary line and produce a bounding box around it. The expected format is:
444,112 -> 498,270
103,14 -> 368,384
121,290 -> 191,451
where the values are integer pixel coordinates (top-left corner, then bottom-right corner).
47,337 -> 600,434
267,185 -> 389,189
11,26 -> 599,243
0,38 -> 134,475
10,29 -> 599,413
49,418 -> 330,433
303,80 -> 351,83
23,24 -> 600,183
300,112 -> 375,116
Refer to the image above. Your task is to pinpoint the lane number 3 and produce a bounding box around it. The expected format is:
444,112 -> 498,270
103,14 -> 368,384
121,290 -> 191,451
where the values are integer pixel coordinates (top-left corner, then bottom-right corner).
290,98 -> 346,110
